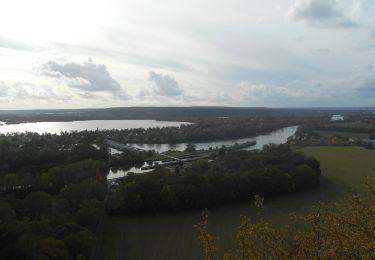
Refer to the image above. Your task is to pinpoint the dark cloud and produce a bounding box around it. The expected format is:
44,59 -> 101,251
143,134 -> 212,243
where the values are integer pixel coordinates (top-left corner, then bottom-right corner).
148,71 -> 182,96
289,0 -> 358,28
38,59 -> 122,92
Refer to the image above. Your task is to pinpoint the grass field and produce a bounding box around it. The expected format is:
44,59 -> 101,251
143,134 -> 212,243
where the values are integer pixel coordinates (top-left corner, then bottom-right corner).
315,130 -> 369,139
97,146 -> 375,260
327,121 -> 375,129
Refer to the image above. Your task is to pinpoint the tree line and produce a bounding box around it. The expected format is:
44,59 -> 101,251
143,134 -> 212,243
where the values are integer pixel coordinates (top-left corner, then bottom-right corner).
107,144 -> 321,213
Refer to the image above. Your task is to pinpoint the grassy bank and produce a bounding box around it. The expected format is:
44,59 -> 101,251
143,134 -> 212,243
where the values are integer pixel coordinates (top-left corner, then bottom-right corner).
97,146 -> 375,260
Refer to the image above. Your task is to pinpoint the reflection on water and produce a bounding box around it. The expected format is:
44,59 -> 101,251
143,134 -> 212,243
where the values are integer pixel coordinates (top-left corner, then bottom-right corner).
108,161 -> 162,179
0,120 -> 191,135
128,126 -> 298,153
107,126 -> 298,180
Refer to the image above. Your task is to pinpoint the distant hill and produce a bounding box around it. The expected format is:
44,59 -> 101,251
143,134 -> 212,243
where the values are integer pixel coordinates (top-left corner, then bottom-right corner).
0,106 -> 374,124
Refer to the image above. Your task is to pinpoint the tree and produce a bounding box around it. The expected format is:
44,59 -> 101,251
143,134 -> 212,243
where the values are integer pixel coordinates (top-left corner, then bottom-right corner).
64,230 -> 95,259
36,237 -> 69,260
23,191 -> 52,221
195,210 -> 217,260
4,173 -> 18,191
74,199 -> 101,229
197,181 -> 375,259
0,201 -> 15,223
185,143 -> 196,153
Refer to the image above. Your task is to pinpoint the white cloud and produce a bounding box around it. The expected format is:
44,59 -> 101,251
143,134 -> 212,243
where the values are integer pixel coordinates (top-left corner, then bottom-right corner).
0,81 -> 72,101
0,81 -> 9,97
0,0 -> 375,108
0,36 -> 43,52
234,81 -> 312,106
38,58 -> 123,92
148,71 -> 182,96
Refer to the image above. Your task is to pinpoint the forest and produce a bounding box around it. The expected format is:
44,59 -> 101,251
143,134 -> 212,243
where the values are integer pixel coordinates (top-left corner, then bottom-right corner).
107,144 -> 321,213
0,132 -> 119,259
0,159 -> 107,260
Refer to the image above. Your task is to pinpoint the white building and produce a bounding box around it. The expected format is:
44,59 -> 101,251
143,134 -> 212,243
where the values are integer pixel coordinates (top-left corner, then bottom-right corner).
331,114 -> 344,121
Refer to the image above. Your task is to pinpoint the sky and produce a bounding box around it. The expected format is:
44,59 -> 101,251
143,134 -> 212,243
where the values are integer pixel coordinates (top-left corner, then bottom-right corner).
0,0 -> 375,109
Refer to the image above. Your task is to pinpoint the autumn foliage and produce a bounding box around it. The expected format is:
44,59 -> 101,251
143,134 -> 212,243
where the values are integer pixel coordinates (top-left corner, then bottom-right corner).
197,180 -> 375,259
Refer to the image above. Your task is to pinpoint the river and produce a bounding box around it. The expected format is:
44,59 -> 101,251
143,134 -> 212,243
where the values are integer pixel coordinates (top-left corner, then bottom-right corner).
107,125 -> 298,179
0,120 -> 298,180
126,125 -> 298,153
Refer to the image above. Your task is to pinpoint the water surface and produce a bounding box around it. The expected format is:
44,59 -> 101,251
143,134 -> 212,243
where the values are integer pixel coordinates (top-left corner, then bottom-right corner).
0,120 -> 191,135
127,125 -> 298,153
107,126 -> 298,179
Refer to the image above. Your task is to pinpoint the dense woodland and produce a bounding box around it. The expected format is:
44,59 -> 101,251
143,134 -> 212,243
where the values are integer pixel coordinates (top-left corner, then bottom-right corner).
299,113 -> 375,135
107,144 -> 321,213
0,160 -> 107,260
0,126 -> 160,260
0,133 -> 119,259
311,121 -> 375,134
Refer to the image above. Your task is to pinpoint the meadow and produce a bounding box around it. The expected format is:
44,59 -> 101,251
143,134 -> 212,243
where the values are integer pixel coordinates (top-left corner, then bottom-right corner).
97,146 -> 375,260
315,130 -> 370,139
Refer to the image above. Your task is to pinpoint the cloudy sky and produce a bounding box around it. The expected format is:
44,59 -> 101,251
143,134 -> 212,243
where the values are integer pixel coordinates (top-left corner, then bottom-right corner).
0,0 -> 375,109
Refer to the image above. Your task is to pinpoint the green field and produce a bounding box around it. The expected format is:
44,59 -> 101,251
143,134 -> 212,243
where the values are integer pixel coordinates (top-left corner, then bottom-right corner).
327,121 -> 375,129
315,130 -> 370,139
97,146 -> 375,260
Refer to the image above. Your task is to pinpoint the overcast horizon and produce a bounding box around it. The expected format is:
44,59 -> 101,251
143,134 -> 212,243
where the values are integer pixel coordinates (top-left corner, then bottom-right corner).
1,0 -> 375,109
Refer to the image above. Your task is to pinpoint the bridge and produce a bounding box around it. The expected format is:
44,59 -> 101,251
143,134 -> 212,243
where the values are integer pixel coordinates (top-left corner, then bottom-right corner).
104,138 -> 181,162
157,153 -> 181,162
103,139 -> 144,153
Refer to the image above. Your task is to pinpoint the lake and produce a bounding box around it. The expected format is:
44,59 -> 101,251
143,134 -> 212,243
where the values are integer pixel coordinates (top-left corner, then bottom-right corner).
0,120 -> 191,135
